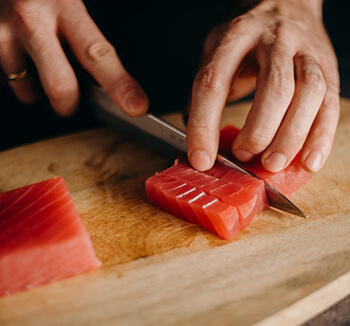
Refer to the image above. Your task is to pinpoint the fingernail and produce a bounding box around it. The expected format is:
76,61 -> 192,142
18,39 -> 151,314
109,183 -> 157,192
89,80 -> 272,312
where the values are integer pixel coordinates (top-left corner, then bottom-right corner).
190,150 -> 211,171
305,151 -> 323,172
234,149 -> 254,162
264,152 -> 287,172
126,92 -> 147,114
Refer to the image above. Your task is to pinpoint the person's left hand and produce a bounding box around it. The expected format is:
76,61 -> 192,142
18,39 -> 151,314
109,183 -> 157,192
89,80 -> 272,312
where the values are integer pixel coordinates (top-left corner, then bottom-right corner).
0,0 -> 149,117
186,0 -> 340,174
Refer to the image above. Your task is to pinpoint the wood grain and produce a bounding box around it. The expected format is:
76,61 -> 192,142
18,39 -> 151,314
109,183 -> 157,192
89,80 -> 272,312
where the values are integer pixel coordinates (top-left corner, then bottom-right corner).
0,99 -> 349,326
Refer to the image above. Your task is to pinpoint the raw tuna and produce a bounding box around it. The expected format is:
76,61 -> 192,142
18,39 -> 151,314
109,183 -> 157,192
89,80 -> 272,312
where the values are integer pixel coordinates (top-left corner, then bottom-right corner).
161,157 -> 269,230
219,125 -> 312,196
0,177 -> 101,297
146,173 -> 241,239
145,125 -> 311,240
146,157 -> 269,240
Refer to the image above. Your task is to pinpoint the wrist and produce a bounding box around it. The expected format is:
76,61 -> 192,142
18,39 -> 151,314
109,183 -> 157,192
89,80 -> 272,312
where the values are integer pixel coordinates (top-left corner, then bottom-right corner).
253,0 -> 324,23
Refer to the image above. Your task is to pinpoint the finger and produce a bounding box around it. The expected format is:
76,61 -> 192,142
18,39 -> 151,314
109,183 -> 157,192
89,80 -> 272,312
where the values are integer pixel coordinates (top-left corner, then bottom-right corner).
299,57 -> 340,172
0,34 -> 41,104
187,19 -> 258,171
227,71 -> 257,103
231,41 -> 295,163
261,53 -> 327,172
185,27 -> 256,124
227,55 -> 258,102
58,2 -> 148,117
25,34 -> 80,116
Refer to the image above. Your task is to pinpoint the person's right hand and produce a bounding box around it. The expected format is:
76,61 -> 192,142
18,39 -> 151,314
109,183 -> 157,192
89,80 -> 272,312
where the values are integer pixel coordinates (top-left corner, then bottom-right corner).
0,0 -> 149,116
186,0 -> 340,174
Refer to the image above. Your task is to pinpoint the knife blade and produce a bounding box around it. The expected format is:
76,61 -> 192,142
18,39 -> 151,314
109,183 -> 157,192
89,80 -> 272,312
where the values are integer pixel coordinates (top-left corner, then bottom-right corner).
87,85 -> 307,218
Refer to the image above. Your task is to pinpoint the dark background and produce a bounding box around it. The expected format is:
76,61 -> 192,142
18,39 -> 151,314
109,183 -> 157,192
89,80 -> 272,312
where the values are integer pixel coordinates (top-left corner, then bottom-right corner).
0,2 -> 349,323
0,0 -> 349,152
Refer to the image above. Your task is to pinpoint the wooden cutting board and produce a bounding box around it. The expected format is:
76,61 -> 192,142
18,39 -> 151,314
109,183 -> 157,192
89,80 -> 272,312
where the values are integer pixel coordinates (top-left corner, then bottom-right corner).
0,99 -> 350,326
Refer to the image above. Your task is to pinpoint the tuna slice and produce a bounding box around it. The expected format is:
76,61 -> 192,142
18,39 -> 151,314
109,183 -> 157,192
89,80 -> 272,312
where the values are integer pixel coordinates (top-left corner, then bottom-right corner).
145,125 -> 311,240
0,177 -> 101,297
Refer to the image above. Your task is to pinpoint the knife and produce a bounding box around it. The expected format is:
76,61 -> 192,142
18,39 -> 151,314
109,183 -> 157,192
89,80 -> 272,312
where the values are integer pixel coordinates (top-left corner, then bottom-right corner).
86,85 -> 307,218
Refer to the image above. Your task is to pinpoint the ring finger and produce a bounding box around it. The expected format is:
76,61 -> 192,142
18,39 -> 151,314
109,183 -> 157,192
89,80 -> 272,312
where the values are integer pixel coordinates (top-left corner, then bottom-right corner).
23,29 -> 80,116
0,37 -> 41,104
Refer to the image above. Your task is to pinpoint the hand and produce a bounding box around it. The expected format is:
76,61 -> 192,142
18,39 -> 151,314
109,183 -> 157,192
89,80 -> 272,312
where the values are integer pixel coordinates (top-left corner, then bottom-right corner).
0,0 -> 148,116
186,0 -> 340,173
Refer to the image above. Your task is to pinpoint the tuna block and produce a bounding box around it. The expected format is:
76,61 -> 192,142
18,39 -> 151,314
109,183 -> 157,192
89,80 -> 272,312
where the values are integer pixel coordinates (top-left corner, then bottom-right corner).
0,177 -> 101,297
145,125 -> 311,240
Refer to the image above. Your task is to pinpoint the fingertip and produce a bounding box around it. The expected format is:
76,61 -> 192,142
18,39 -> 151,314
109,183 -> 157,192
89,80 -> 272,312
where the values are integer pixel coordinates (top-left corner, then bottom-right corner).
303,150 -> 323,173
54,105 -> 78,117
262,151 -> 287,172
125,91 -> 149,116
52,92 -> 80,117
189,150 -> 212,171
233,148 -> 254,162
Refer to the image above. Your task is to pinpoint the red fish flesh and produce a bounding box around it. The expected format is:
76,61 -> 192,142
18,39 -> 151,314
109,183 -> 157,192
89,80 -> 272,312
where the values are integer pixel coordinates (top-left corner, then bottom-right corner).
145,125 -> 311,240
219,125 -> 312,196
0,177 -> 101,297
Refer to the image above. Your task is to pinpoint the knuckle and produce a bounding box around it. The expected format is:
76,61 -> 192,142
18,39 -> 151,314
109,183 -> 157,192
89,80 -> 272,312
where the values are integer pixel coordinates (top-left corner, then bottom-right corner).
263,68 -> 294,98
259,32 -> 290,61
188,122 -> 216,137
227,15 -> 250,36
313,127 -> 335,143
47,80 -> 78,104
86,41 -> 116,63
296,54 -> 327,95
270,21 -> 291,43
326,81 -> 340,95
108,74 -> 137,95
213,16 -> 250,48
287,126 -> 306,144
8,2 -> 49,48
239,128 -> 272,153
299,70 -> 326,95
194,66 -> 226,94
10,1 -> 38,34
322,92 -> 340,115
0,22 -> 14,47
